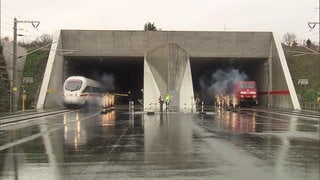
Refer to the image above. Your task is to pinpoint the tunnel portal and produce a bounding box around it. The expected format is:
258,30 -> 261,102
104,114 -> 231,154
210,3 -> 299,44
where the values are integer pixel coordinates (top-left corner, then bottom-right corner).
37,30 -> 300,110
65,56 -> 268,106
66,56 -> 144,104
190,57 -> 267,104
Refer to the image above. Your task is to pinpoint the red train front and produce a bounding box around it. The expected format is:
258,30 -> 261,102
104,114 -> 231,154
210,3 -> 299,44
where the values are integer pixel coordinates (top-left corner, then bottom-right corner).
235,81 -> 258,106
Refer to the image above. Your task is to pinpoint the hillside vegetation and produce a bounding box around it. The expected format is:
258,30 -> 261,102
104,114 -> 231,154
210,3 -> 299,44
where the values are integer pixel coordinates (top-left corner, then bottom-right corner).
283,45 -> 320,102
22,50 -> 49,109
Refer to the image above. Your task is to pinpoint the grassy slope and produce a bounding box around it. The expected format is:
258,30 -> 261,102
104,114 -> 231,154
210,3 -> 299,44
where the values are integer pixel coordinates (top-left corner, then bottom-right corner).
23,50 -> 49,109
284,45 -> 320,102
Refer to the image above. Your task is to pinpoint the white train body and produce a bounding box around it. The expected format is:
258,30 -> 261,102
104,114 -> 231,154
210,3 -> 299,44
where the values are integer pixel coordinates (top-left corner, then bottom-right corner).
63,76 -> 103,107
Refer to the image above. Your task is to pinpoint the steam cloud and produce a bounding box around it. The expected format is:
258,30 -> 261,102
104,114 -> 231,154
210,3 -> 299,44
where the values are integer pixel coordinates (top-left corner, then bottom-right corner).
100,73 -> 115,92
199,68 -> 248,100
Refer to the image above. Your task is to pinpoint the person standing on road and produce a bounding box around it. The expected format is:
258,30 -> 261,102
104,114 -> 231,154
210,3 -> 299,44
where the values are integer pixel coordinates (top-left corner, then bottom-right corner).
159,95 -> 164,112
165,93 -> 170,112
195,94 -> 200,111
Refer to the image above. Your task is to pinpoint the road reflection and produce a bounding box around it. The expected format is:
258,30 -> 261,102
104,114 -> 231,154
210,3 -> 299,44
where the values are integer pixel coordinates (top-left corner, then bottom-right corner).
212,109 -> 320,176
216,110 -> 257,133
101,111 -> 116,126
0,109 -> 318,179
63,112 -> 88,150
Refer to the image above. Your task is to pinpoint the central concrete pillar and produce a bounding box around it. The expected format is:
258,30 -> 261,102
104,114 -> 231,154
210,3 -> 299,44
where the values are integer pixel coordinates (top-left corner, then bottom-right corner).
144,44 -> 194,112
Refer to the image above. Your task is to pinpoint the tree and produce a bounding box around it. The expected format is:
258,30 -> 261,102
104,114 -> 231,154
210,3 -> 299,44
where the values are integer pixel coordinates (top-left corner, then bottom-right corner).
283,32 -> 297,46
37,34 -> 52,46
144,22 -> 158,31
31,34 -> 53,48
19,34 -> 53,49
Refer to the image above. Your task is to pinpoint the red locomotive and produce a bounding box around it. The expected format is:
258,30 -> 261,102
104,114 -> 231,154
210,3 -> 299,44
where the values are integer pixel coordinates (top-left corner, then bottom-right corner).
235,81 -> 258,106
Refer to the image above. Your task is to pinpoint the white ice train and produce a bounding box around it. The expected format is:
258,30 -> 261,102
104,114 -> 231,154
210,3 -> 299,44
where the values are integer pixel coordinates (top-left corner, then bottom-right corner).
63,76 -> 103,107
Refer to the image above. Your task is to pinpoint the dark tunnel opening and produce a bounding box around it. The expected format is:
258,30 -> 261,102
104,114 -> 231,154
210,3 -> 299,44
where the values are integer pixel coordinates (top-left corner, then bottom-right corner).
65,56 -> 144,105
190,57 -> 267,104
64,56 -> 267,106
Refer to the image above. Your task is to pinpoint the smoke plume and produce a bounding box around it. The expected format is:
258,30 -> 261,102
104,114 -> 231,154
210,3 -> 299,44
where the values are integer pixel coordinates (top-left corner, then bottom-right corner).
199,68 -> 248,100
100,73 -> 115,92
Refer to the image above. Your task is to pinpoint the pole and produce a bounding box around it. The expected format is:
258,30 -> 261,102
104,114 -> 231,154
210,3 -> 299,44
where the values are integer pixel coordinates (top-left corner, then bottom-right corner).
0,0 -> 2,42
201,101 -> 204,113
267,42 -> 273,109
11,18 -> 40,112
12,18 -> 17,112
308,6 -> 320,51
265,62 -> 269,109
21,85 -> 26,112
21,95 -> 25,112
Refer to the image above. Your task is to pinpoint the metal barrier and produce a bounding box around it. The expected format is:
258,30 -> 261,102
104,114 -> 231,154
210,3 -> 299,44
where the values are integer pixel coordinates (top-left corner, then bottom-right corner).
300,102 -> 320,112
129,101 -> 134,113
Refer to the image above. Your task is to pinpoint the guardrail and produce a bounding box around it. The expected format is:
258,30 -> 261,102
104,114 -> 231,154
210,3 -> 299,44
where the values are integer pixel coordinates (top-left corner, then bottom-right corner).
300,102 -> 320,112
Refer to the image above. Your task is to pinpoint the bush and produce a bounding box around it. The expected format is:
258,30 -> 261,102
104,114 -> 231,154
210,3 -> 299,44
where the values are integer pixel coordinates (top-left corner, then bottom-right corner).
302,88 -> 319,102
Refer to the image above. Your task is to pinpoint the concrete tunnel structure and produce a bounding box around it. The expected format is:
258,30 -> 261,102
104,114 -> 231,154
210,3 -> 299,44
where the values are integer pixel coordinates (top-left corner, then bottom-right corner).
36,30 -> 301,111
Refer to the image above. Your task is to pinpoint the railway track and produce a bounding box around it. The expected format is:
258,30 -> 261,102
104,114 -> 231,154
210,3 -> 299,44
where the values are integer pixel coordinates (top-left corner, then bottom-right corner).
0,108 -> 74,126
241,107 -> 320,121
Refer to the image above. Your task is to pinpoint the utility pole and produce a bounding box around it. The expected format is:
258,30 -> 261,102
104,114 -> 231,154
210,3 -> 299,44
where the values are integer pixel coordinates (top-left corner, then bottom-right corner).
308,21 -> 320,51
12,18 -> 39,112
11,18 -> 17,112
308,6 -> 320,51
0,0 -> 2,42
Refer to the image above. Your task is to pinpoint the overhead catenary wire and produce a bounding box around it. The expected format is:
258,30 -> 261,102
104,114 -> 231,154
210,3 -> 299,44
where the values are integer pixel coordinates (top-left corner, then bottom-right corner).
1,3 -> 24,19
1,2 -> 44,42
1,13 -> 15,20
17,40 -> 58,58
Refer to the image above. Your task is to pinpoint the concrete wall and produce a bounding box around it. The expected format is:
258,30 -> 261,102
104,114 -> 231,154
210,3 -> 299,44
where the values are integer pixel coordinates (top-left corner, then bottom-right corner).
254,34 -> 300,109
145,44 -> 169,98
61,30 -> 272,58
144,44 -> 194,111
37,30 -> 65,109
143,54 -> 160,111
179,60 -> 195,111
38,30 -> 300,110
168,44 -> 188,91
254,59 -> 269,106
269,33 -> 300,109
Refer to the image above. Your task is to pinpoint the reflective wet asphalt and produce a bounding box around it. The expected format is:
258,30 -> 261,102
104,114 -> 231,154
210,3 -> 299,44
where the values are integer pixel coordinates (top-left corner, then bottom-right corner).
0,107 -> 319,180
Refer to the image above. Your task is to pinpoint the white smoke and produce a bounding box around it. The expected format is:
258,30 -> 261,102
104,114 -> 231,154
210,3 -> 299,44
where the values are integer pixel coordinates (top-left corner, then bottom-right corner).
100,73 -> 115,92
199,68 -> 248,100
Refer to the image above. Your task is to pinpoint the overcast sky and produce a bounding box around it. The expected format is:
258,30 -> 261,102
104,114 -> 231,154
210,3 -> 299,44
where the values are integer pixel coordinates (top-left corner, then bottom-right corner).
1,0 -> 319,43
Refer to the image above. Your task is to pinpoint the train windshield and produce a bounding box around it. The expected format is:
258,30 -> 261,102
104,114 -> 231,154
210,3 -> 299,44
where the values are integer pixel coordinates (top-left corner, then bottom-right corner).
239,82 -> 256,89
65,80 -> 83,91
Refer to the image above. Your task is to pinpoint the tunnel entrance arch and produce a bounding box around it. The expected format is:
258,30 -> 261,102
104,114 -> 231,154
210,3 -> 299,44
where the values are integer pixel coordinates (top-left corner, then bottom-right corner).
37,30 -> 300,110
190,57 -> 268,105
65,56 -> 144,104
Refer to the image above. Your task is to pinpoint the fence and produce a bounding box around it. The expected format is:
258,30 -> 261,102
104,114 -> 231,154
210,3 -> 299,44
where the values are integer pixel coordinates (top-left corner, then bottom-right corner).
300,102 -> 320,112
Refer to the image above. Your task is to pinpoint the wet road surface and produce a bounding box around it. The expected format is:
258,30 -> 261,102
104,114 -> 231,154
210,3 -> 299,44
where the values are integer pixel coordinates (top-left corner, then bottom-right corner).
0,108 -> 319,179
